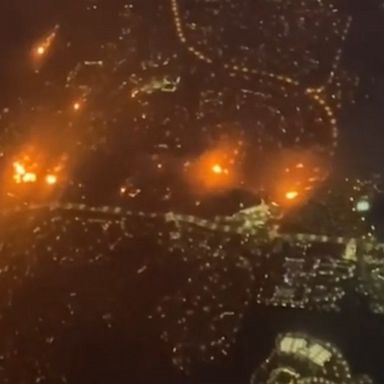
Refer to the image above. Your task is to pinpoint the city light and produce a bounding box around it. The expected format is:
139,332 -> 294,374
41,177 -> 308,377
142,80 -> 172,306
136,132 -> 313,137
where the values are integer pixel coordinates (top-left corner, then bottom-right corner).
356,199 -> 371,213
0,1 -> 381,380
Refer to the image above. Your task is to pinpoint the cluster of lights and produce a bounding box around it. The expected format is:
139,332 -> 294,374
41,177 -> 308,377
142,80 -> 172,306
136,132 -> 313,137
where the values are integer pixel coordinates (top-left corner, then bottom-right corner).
13,162 -> 37,184
24,2 -> 342,209
251,333 -> 370,384
12,161 -> 58,186
170,0 -> 213,63
0,2 -> 378,380
1,201 -> 380,376
170,0 -> 338,206
170,0 -> 350,138
170,0 -> 344,199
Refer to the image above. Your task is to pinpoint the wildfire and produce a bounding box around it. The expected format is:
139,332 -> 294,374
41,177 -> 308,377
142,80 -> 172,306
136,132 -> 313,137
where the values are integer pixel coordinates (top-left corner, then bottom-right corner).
12,161 -> 37,184
11,156 -> 62,188
186,141 -> 241,195
211,164 -> 228,175
45,174 -> 58,185
13,162 -> 32,184
260,149 -> 329,208
285,191 -> 299,200
22,172 -> 38,183
36,46 -> 46,56
72,99 -> 87,111
13,162 -> 26,177
32,25 -> 59,62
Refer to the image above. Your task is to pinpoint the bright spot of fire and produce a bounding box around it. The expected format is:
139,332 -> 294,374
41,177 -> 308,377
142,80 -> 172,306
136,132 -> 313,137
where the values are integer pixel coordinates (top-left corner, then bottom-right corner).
36,46 -> 46,56
32,25 -> 59,61
12,162 -> 38,184
73,98 -> 87,111
186,141 -> 241,195
260,149 -> 329,207
286,191 -> 299,200
45,174 -> 58,185
13,162 -> 26,176
33,42 -> 50,59
22,172 -> 37,183
211,164 -> 224,175
11,154 -> 63,187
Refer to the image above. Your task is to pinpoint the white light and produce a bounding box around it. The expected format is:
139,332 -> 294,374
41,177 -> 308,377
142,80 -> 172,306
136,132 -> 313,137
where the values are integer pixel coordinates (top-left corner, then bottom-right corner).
356,199 -> 370,213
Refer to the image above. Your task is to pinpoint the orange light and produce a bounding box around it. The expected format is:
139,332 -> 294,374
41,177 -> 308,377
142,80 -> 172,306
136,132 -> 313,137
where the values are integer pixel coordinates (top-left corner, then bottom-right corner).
286,191 -> 299,200
13,162 -> 26,183
22,172 -> 37,183
186,143 -> 240,195
13,162 -> 26,175
212,164 -> 224,175
32,26 -> 59,62
73,102 -> 81,111
46,174 -> 57,185
36,46 -> 46,56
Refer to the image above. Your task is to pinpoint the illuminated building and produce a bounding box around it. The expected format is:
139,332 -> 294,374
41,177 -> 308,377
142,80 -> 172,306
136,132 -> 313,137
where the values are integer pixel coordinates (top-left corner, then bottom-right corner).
251,333 -> 374,384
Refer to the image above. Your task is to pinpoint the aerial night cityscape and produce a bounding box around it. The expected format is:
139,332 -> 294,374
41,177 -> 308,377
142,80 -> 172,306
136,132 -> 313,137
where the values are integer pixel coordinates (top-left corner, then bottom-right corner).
0,1 -> 384,383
